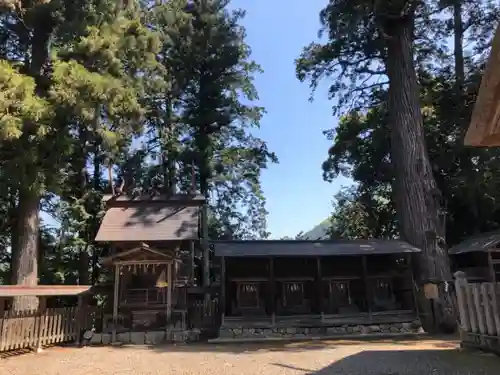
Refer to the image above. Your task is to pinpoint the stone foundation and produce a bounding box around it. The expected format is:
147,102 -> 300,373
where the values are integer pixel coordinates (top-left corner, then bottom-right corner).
88,321 -> 424,345
219,321 -> 424,340
89,329 -> 200,345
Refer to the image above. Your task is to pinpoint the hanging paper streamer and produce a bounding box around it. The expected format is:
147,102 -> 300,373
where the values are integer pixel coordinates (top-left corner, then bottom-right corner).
156,268 -> 168,288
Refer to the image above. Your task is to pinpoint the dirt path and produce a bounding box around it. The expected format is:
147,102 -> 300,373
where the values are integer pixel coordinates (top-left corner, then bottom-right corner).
1,338 -> 498,375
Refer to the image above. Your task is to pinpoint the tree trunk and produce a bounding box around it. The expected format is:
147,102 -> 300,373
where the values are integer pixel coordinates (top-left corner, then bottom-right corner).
9,209 -> 18,284
197,131 -> 211,302
167,156 -> 177,195
79,246 -> 89,285
453,0 -> 465,91
201,188 -> 210,300
384,15 -> 454,333
161,98 -> 177,195
91,149 -> 101,285
11,189 -> 40,311
78,127 -> 90,285
10,3 -> 53,312
452,0 -> 478,232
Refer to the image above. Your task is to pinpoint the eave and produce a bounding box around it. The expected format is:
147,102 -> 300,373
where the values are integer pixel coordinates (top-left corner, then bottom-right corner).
465,23 -> 500,147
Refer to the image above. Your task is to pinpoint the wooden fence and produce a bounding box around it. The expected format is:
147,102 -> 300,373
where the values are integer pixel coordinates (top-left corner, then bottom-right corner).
0,307 -> 87,353
454,273 -> 500,352
0,299 -> 219,352
188,298 -> 220,336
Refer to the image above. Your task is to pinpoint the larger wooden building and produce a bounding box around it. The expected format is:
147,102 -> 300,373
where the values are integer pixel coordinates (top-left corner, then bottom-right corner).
212,240 -> 423,338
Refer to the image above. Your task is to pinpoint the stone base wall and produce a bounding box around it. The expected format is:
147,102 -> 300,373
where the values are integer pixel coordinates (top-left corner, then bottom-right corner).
219,320 -> 424,340
89,329 -> 200,345
88,321 -> 424,345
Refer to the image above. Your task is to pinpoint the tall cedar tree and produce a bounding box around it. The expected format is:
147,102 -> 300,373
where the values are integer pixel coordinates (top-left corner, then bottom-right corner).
296,0 -> 454,332
181,0 -> 273,288
319,1 -> 500,246
0,0 -> 159,309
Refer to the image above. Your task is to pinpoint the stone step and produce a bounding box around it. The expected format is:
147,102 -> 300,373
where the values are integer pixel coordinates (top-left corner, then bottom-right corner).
209,331 -> 428,345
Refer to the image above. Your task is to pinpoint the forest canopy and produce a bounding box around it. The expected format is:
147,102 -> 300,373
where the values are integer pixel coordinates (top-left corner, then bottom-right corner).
297,0 -> 500,247
0,0 -> 276,305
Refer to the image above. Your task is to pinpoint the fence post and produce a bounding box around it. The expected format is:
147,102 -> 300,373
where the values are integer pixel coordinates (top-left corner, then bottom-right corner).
0,310 -> 5,352
480,283 -> 495,336
472,284 -> 486,334
492,283 -> 500,335
454,271 -> 470,333
75,295 -> 86,346
35,297 -> 47,353
465,284 -> 478,333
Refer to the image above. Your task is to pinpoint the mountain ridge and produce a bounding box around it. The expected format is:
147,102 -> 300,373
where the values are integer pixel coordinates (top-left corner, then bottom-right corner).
300,218 -> 331,240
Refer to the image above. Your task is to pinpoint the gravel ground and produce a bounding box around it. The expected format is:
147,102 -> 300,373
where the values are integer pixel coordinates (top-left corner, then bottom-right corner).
1,338 -> 499,375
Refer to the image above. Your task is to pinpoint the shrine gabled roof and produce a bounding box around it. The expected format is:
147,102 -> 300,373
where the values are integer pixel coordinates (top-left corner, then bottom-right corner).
95,198 -> 200,242
448,231 -> 500,255
102,193 -> 205,205
100,243 -> 177,264
211,239 -> 421,257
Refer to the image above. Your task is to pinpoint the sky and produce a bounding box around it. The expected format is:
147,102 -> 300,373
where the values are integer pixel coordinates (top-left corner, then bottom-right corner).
228,0 -> 351,239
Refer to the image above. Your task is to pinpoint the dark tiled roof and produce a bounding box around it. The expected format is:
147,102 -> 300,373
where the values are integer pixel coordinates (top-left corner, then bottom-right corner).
103,193 -> 205,205
448,231 -> 500,254
211,239 -> 421,257
95,203 -> 200,242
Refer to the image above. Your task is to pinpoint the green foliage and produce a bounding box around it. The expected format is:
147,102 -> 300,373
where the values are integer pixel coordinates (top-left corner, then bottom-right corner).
0,61 -> 51,140
322,71 -> 500,245
0,0 -> 276,290
328,186 -> 397,240
301,0 -> 500,247
134,0 -> 276,239
50,60 -> 142,122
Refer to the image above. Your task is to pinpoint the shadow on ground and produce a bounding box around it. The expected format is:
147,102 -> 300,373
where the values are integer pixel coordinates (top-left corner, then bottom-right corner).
271,349 -> 500,375
2,336 -> 499,375
141,335 -> 460,354
103,335 -> 500,374
0,335 -> 464,359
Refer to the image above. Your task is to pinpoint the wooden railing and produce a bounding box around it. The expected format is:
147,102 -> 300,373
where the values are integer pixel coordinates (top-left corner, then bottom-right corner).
0,307 -> 89,353
121,288 -> 164,306
454,273 -> 500,352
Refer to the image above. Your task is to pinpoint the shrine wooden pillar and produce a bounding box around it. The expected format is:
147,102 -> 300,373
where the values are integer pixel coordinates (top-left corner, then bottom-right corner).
112,264 -> 120,343
269,257 -> 276,325
220,256 -> 226,326
407,253 -> 419,316
75,294 -> 86,346
190,240 -> 195,285
487,250 -> 497,282
362,256 -> 372,320
167,262 -> 173,340
0,297 -> 5,315
316,257 -> 324,321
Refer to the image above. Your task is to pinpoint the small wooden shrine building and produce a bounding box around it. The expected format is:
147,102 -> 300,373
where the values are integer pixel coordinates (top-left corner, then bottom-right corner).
213,239 -> 421,331
94,194 -> 203,341
448,231 -> 500,282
